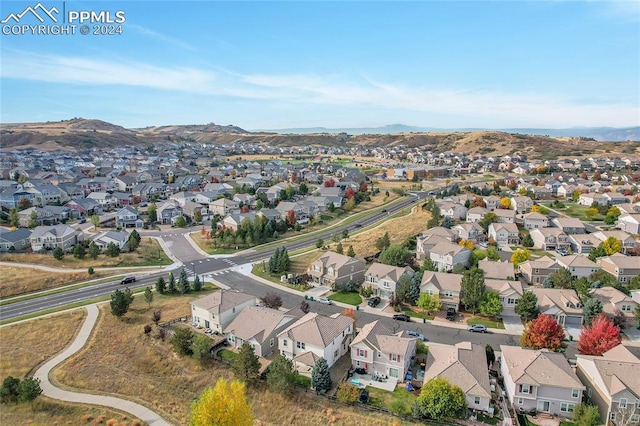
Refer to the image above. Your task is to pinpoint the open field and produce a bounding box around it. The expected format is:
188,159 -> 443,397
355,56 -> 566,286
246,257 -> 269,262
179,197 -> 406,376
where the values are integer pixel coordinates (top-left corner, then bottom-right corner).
0,266 -> 113,298
251,250 -> 320,290
0,309 -> 86,379
331,206 -> 431,258
51,293 -> 415,425
0,238 -> 171,269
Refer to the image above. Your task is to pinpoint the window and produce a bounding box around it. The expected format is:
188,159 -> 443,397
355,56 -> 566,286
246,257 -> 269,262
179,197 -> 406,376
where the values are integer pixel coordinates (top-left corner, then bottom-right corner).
296,342 -> 306,350
517,398 -> 524,406
390,353 -> 399,362
611,413 -> 616,421
283,340 -> 287,347
377,351 -> 382,358
444,291 -> 453,297
270,338 -> 274,347
507,298 -> 517,305
571,388 -> 580,398
620,398 -> 627,409
334,349 -> 338,357
357,348 -> 367,357
631,414 -> 640,424
560,403 -> 575,413
622,305 -> 631,312
522,384 -> 531,394
389,368 -> 398,378
474,397 -> 481,405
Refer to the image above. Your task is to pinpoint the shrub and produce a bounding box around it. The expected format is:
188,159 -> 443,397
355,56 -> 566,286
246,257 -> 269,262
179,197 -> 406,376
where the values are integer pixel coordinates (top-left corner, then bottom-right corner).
336,382 -> 359,403
143,324 -> 152,335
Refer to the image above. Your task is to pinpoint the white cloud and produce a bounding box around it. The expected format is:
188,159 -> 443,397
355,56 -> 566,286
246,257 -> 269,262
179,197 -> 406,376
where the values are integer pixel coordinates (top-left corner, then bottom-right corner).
127,24 -> 198,51
1,50 -> 638,128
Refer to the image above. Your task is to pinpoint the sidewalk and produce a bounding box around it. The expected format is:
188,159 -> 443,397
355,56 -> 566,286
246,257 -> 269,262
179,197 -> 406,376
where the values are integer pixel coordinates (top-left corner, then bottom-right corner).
33,304 -> 173,426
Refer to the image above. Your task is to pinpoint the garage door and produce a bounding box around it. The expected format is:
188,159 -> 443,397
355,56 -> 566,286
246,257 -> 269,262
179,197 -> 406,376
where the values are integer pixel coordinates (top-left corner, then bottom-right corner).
565,316 -> 583,326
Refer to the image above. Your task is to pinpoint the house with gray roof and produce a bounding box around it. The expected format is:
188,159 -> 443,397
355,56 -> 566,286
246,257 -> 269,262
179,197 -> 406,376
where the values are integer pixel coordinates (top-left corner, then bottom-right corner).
0,227 -> 31,252
363,263 -> 415,300
191,290 -> 257,334
224,306 -> 297,357
29,224 -> 82,251
307,252 -> 366,287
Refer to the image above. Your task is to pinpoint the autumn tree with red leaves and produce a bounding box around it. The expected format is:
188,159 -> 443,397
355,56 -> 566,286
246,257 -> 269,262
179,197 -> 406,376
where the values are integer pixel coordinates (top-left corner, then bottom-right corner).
471,197 -> 486,208
578,313 -> 621,356
359,182 -> 368,192
520,314 -> 566,352
345,188 -> 356,199
286,210 -> 296,228
324,178 -> 336,187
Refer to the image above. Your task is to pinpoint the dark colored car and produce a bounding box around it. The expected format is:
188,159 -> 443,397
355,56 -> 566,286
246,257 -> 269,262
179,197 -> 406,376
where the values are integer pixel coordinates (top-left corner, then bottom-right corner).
446,307 -> 456,321
368,296 -> 381,307
358,389 -> 370,404
354,223 -> 363,228
392,313 -> 411,322
381,209 -> 387,213
354,367 -> 367,375
120,276 -> 136,284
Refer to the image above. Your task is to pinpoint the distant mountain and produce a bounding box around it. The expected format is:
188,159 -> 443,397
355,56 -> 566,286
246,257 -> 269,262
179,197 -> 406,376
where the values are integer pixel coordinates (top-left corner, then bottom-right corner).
254,124 -> 640,142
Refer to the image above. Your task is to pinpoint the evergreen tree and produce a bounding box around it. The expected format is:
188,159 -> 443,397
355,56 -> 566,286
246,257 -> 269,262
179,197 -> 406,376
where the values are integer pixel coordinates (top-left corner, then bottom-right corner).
550,267 -> 574,289
583,298 -> 603,326
105,242 -> 120,257
167,272 -> 177,293
515,291 -> 539,321
155,276 -> 166,294
522,233 -> 534,248
73,243 -> 85,259
88,241 -> 100,259
52,246 -> 64,260
461,267 -> 485,314
144,286 -> 153,308
178,267 -> 191,294
408,271 -> 423,305
266,355 -> 297,395
17,377 -> 42,404
278,248 -> 290,273
335,241 -> 343,254
347,245 -> 355,257
395,274 -> 412,303
193,274 -> 202,291
128,229 -> 141,252
311,357 -> 332,393
110,288 -> 134,319
8,208 -> 19,227
28,210 -> 39,228
232,342 -> 261,382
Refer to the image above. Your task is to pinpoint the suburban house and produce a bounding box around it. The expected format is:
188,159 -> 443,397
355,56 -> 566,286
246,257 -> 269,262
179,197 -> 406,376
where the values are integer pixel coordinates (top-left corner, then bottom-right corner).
484,279 -> 523,316
589,287 -> 639,328
350,320 -> 417,384
439,202 -> 468,220
115,206 -> 144,228
363,263 -> 415,300
420,271 -> 462,312
530,228 -> 571,251
190,290 -> 258,333
556,255 -> 600,279
209,198 -> 239,216
483,195 -> 501,211
488,223 -> 519,245
424,342 -> 491,412
223,306 -> 297,357
65,198 -> 103,217
219,212 -> 256,232
307,252 -> 366,287
598,254 -> 640,284
494,209 -> 517,224
429,241 -> 471,272
466,206 -> 489,223
578,193 -> 609,207
500,345 -> 585,418
510,196 -> 534,213
551,218 -> 586,235
568,234 -> 602,254
617,213 -> 640,235
576,345 -> 640,426
530,288 -> 584,327
278,312 -> 354,372
592,230 -> 637,255
478,259 -> 515,280
90,230 -> 130,251
452,223 -> 484,242
29,224 -> 81,252
157,200 -> 183,225
416,233 -> 455,260
0,228 -> 32,252
523,212 -> 549,230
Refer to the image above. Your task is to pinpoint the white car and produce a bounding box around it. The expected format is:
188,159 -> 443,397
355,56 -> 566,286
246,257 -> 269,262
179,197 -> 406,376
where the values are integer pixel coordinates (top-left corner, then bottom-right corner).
317,297 -> 332,305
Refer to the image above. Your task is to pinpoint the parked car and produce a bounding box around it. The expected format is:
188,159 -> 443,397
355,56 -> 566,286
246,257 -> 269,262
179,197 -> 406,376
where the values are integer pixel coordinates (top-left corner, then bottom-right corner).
354,367 -> 367,375
368,296 -> 381,307
358,389 -> 370,404
317,297 -> 332,305
120,276 -> 136,284
392,313 -> 411,322
446,307 -> 456,321
78,218 -> 86,224
406,330 -> 426,341
468,324 -> 487,333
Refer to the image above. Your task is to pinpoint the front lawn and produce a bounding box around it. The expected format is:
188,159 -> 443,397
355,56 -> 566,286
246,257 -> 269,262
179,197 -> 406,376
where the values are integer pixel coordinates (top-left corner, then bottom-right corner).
328,292 -> 362,305
367,386 -> 417,415
217,349 -> 238,362
402,307 -> 434,321
467,316 -> 505,329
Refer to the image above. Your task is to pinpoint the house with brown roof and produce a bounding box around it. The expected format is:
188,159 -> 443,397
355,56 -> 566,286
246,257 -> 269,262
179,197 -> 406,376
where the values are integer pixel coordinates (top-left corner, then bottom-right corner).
350,320 -> 417,384
420,271 -> 462,312
425,342 -> 491,412
478,259 -> 515,280
589,287 -> 639,328
530,288 -> 584,327
598,254 -> 640,284
510,196 -> 534,213
551,217 -> 586,235
190,290 -> 258,333
429,241 -> 471,272
568,233 -> 602,254
485,279 -> 523,316
494,208 -> 517,224
592,230 -> 637,255
277,312 -> 354,371
452,223 -> 485,242
363,263 -> 415,300
488,222 -> 519,245
530,227 -> 571,251
500,345 -> 584,418
576,345 -> 640,425
306,252 -> 366,287
556,255 -> 600,279
523,212 -> 549,230
519,257 -> 561,285
223,306 -> 297,357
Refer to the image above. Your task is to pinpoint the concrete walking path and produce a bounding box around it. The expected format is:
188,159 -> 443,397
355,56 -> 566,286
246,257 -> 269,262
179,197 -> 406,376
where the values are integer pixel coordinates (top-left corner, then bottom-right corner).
0,261 -> 164,273
33,304 -> 173,426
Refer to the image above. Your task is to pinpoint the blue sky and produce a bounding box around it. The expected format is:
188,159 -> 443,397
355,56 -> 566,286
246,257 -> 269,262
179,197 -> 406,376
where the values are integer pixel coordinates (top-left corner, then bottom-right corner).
1,1 -> 639,129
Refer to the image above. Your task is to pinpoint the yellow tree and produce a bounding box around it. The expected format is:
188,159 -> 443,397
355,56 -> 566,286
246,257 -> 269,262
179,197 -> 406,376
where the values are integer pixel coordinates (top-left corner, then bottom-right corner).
530,205 -> 540,213
458,239 -> 475,250
510,248 -> 531,267
601,237 -> 622,255
190,378 -> 253,426
500,197 -> 511,209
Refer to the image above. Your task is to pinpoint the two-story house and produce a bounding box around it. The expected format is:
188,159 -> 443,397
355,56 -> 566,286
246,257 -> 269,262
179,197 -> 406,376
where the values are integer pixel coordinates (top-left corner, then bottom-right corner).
224,306 -> 298,357
510,196 -> 534,213
425,342 -> 491,412
307,252 -> 366,287
589,287 -> 639,329
438,201 -> 468,220
523,212 -> 549,230
592,230 -> 637,255
576,345 -> 640,426
452,223 -> 485,242
478,259 -> 515,280
488,223 -> 519,245
530,288 -> 584,327
29,224 -> 82,252
416,227 -> 456,260
519,257 -> 561,285
363,263 -> 415,300
500,345 -> 584,418
0,228 -> 32,252
568,234 -> 602,254
598,254 -> 640,284
191,290 -> 257,333
209,198 -> 239,217
429,241 -> 471,272
556,255 -> 600,279
617,213 -> 640,235
466,206 -> 489,223
530,228 -> 570,251
115,206 -> 144,228
420,271 -> 463,312
494,208 -> 517,224
485,279 -> 523,316
551,218 -> 586,235
350,320 -> 416,384
278,312 -> 354,373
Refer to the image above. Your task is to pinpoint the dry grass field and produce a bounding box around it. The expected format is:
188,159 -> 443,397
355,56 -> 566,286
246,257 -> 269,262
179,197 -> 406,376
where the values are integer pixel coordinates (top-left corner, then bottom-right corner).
52,294 -> 412,426
334,206 -> 431,258
0,310 -> 86,379
0,267 -> 112,298
0,238 -> 171,269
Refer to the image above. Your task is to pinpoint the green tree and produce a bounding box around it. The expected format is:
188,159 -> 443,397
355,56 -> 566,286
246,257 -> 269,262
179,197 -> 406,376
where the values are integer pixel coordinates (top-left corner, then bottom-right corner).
17,377 -> 42,404
266,355 -> 296,395
479,212 -> 498,233
343,198 -> 356,211
486,246 -> 500,261
104,242 -> 120,257
421,258 -> 437,272
515,291 -> 539,321
193,209 -> 203,224
335,241 -> 343,254
192,274 -> 202,291
299,182 -> 308,195
52,246 -> 64,260
574,277 -> 591,299
408,271 -> 423,304
88,241 -> 100,259
89,214 -> 100,230
191,334 -> 212,364
144,286 -> 153,308
8,208 -> 19,227
635,305 -> 640,324
311,357 -> 332,393
604,206 -> 621,225
479,290 -> 503,317
178,268 -> 191,294
147,203 -> 157,223
588,245 -> 607,262
155,276 -> 166,294
375,232 -> 391,252
572,404 -> 600,426
171,327 -> 194,356
73,243 -> 85,259
589,269 -> 618,288
347,245 -> 356,257
522,233 -> 534,248
417,292 -> 442,315
0,376 -> 21,403
395,274 -> 412,303
583,298 -> 603,326
87,266 -> 94,275
379,244 -> 412,267
413,377 -> 466,420
28,210 -> 39,229
174,216 -> 187,228
128,229 -> 141,252
316,238 -> 324,249
189,378 -> 253,426
600,236 -> 622,255
461,267 -> 485,314
485,344 -> 496,367
550,267 -> 574,289
167,272 -> 177,293
233,342 -> 261,382
110,288 -> 134,319
342,229 -> 349,239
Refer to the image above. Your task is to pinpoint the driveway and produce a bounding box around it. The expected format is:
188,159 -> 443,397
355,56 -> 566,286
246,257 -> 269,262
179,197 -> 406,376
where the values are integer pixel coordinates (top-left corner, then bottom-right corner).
623,327 -> 640,343
564,326 -> 582,341
502,315 -> 525,334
